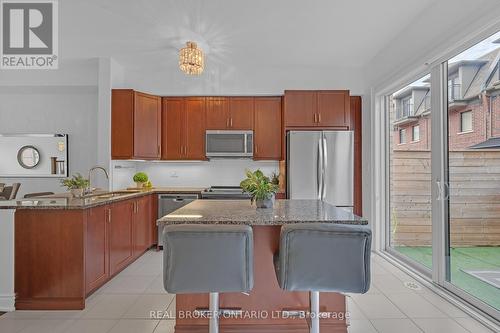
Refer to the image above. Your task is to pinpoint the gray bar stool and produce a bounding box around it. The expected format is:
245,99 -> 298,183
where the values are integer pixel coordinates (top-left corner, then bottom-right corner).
274,223 -> 371,333
163,224 -> 254,333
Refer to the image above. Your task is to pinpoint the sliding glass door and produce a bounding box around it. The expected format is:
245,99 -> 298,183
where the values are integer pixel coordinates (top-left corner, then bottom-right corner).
445,31 -> 500,315
385,29 -> 500,318
387,74 -> 433,273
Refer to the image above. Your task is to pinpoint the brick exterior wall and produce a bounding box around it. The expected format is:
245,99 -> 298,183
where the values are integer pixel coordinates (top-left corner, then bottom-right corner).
394,93 -> 500,151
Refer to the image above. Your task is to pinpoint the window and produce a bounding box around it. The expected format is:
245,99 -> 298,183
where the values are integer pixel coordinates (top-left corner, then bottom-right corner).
401,97 -> 413,117
448,76 -> 461,101
399,128 -> 407,144
412,125 -> 420,142
460,111 -> 472,132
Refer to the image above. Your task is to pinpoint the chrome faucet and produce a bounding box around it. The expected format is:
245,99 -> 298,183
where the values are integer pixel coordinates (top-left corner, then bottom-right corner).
87,166 -> 109,194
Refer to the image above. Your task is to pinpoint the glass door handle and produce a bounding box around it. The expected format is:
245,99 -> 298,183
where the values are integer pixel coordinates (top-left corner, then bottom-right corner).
436,181 -> 449,201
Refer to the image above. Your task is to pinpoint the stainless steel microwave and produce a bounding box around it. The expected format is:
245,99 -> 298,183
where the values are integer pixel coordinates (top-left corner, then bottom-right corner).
205,130 -> 253,158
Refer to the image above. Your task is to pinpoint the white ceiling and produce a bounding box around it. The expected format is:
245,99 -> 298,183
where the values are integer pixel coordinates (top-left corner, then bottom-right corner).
61,0 -> 435,69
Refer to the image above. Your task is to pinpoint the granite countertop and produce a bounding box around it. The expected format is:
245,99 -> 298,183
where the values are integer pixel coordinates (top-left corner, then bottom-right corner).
0,187 -> 206,210
157,199 -> 367,226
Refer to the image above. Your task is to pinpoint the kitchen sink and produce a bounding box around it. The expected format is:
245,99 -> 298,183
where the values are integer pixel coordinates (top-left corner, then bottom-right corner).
86,190 -> 141,199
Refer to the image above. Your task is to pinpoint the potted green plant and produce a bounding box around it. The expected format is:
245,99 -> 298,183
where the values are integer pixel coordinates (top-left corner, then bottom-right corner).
60,173 -> 90,198
240,169 -> 279,209
133,172 -> 148,188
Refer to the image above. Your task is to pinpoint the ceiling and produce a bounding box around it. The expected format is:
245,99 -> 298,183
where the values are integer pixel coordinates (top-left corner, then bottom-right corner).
61,0 -> 436,69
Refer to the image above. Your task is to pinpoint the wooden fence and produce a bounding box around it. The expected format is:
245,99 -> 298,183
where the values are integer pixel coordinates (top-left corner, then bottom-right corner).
391,150 -> 500,246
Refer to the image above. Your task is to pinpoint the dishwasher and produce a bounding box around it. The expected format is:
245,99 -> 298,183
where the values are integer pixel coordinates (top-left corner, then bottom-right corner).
157,194 -> 199,247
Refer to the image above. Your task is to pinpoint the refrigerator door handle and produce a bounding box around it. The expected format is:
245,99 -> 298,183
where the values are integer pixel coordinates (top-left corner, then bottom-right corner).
317,136 -> 323,199
322,136 -> 328,200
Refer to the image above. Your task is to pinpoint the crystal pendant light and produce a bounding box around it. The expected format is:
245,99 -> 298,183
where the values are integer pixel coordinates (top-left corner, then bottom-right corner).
179,41 -> 204,75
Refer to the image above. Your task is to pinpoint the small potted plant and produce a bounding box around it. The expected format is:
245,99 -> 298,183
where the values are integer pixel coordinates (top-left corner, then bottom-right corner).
133,172 -> 148,188
240,169 -> 279,209
60,173 -> 90,198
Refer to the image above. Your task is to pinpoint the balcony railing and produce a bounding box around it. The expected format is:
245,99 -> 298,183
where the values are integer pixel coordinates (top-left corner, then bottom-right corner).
397,103 -> 414,119
448,83 -> 461,101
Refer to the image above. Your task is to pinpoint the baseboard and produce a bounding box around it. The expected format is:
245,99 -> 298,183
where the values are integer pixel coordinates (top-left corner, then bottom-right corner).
0,294 -> 15,312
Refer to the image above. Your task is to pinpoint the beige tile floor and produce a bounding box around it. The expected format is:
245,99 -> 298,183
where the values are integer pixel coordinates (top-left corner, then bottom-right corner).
0,250 -> 495,333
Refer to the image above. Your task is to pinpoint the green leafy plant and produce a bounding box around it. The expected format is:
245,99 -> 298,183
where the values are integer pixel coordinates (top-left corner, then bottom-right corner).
240,169 -> 279,203
271,172 -> 280,186
133,172 -> 148,183
60,173 -> 90,190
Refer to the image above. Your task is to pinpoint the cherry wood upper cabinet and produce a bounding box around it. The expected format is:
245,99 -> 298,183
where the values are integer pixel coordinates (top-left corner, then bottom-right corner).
109,200 -> 134,276
283,90 -> 350,128
111,90 -> 134,158
228,97 -> 254,129
283,91 -> 316,127
205,97 -> 253,129
316,90 -> 350,127
254,97 -> 282,160
162,98 -> 184,160
111,89 -> 161,159
184,98 -> 207,160
162,97 -> 207,160
206,97 -> 229,129
85,206 -> 109,294
134,92 -> 161,158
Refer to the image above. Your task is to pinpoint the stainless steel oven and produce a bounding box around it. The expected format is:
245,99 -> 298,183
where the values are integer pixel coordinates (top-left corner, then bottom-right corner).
205,130 -> 253,158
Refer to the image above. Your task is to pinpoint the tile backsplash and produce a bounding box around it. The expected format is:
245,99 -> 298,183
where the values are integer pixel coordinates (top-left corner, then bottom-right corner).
111,159 -> 279,190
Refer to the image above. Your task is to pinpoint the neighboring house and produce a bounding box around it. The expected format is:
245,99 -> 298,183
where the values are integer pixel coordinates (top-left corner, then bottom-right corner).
392,46 -> 500,151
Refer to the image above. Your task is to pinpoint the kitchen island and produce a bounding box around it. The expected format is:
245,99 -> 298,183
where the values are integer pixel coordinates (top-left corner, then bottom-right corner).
158,199 -> 368,333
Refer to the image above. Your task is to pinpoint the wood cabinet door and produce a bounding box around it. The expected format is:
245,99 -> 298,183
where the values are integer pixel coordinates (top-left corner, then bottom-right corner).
228,97 -> 254,129
254,97 -> 282,160
206,97 -> 229,129
150,195 -> 158,247
184,97 -> 206,160
111,90 -> 134,159
316,90 -> 350,127
85,206 -> 109,294
109,200 -> 134,276
350,96 -> 362,216
134,92 -> 161,159
283,90 -> 316,127
163,97 -> 185,160
133,196 -> 151,256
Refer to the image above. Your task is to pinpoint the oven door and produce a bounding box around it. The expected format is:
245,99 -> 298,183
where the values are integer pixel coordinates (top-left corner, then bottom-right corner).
205,130 -> 253,158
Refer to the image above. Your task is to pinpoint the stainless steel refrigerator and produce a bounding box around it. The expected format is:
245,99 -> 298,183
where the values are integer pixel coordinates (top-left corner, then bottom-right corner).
287,131 -> 354,211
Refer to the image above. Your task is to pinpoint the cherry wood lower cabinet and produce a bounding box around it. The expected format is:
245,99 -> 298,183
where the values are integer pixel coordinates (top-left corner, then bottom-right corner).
133,195 -> 152,256
14,195 -> 157,310
109,200 -> 135,276
175,226 -> 347,332
86,206 -> 109,294
350,96 -> 362,216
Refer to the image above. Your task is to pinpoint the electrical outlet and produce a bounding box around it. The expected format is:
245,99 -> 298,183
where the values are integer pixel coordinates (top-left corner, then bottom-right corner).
170,171 -> 178,178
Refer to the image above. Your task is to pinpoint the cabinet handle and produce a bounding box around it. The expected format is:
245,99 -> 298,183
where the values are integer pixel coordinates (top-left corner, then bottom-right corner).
157,145 -> 160,156
230,118 -> 233,127
226,118 -> 229,128
318,113 -> 321,123
108,209 -> 111,223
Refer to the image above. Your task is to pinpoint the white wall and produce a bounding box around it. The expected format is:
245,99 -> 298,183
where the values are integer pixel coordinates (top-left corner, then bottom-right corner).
111,159 -> 279,190
123,63 -> 366,96
0,59 -> 99,198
